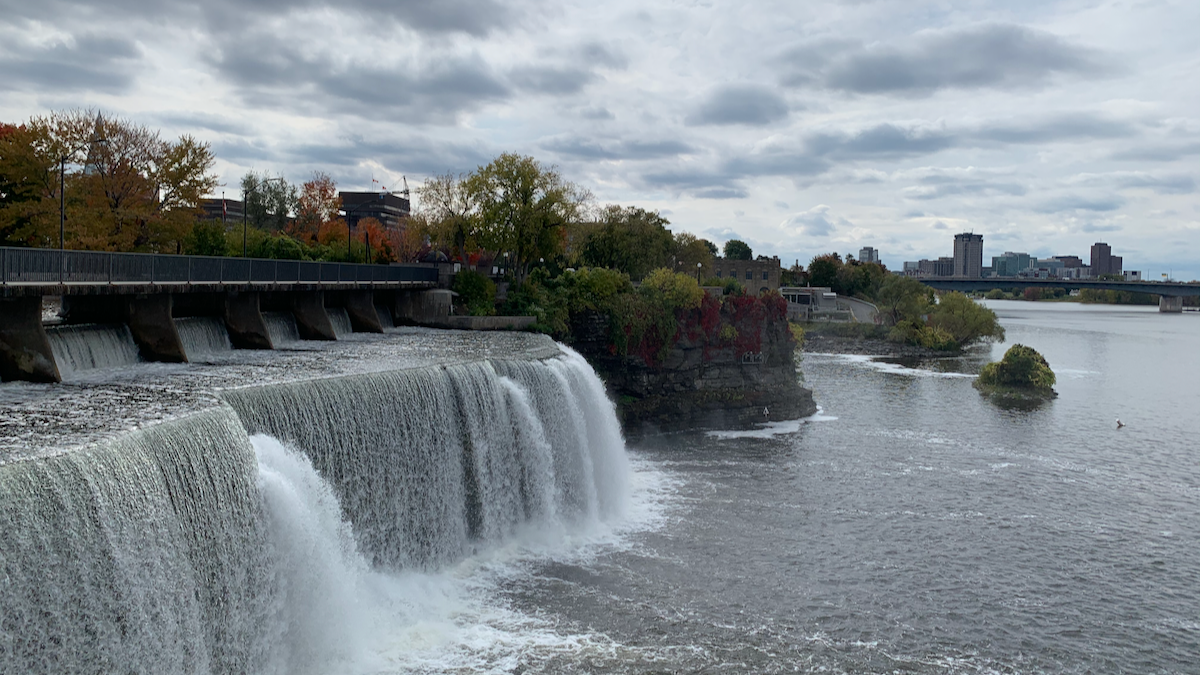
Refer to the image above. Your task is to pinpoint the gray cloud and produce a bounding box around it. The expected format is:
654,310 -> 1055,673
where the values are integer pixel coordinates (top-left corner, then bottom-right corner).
286,134 -> 492,177
1035,195 -> 1126,213
781,23 -> 1111,95
901,171 -> 1027,200
542,137 -> 694,161
975,115 -> 1136,144
1079,222 -> 1121,233
694,187 -> 748,200
1065,171 -> 1197,195
207,36 -> 510,122
686,83 -> 790,126
807,123 -> 955,159
509,66 -> 596,95
1111,142 -> 1200,162
0,32 -> 141,94
579,106 -> 615,120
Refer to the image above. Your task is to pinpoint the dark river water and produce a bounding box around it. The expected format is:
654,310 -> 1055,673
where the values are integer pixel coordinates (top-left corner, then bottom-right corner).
500,301 -> 1200,674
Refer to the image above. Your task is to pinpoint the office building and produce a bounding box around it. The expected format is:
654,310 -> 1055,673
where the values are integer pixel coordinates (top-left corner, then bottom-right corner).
858,246 -> 880,264
340,191 -> 411,231
1090,242 -> 1124,277
953,232 -> 984,278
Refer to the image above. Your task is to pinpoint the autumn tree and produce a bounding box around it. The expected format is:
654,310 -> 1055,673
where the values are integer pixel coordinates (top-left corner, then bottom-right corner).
1,110 -> 217,252
465,153 -> 587,284
293,171 -> 341,243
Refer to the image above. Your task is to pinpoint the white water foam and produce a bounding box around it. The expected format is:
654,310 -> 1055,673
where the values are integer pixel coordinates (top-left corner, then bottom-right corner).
250,430 -> 678,675
809,352 -> 977,378
706,407 -> 839,440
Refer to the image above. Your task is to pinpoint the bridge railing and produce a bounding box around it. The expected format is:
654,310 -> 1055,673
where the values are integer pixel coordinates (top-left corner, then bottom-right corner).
0,247 -> 438,287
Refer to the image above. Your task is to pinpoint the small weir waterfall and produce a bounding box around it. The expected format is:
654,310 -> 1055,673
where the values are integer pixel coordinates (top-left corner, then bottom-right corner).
45,323 -> 142,376
175,316 -> 234,359
0,343 -> 630,674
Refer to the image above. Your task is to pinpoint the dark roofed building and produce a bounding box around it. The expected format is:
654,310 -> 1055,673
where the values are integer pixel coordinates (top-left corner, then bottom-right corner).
198,198 -> 244,222
340,191 -> 411,231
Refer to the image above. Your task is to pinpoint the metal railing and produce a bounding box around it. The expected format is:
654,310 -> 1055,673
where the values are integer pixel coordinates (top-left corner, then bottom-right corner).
0,247 -> 439,287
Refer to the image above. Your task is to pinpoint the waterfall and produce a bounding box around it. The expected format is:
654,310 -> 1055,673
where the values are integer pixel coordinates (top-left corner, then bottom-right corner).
262,311 -> 300,346
223,346 -> 627,570
377,305 -> 395,329
46,323 -> 141,377
175,316 -> 233,360
327,307 -> 353,337
0,342 -> 630,673
0,408 -> 277,674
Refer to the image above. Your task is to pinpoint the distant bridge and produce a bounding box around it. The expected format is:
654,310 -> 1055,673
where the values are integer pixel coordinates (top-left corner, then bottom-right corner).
917,277 -> 1199,313
0,247 -> 449,383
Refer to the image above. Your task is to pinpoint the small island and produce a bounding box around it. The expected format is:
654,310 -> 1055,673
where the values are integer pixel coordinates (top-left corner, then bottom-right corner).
974,344 -> 1057,401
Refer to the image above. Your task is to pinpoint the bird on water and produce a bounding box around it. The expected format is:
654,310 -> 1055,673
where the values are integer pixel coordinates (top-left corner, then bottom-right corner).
1116,418 -> 1125,429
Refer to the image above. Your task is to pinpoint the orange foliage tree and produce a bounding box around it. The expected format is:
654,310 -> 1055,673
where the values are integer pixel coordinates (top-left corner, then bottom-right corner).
292,171 -> 340,244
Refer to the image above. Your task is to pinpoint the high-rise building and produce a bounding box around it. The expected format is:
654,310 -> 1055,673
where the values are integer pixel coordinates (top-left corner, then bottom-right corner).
1090,242 -> 1110,276
991,251 -> 1031,277
953,233 -> 984,278
858,246 -> 880,264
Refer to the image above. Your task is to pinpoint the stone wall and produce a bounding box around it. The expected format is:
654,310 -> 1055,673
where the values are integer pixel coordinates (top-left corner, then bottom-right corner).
571,305 -> 816,438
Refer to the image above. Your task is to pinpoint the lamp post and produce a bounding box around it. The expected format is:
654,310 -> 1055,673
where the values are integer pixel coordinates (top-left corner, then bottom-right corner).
59,135 -> 108,280
697,261 -> 702,282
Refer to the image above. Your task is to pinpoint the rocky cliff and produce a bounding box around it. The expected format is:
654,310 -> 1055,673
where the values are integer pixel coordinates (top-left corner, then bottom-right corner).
570,294 -> 817,437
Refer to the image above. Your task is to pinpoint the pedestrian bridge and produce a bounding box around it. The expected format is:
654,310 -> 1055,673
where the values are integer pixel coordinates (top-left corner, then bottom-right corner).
917,277 -> 1199,312
1,247 -> 449,383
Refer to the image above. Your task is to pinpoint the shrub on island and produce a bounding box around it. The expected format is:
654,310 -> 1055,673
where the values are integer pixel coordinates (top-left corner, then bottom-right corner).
975,344 -> 1056,399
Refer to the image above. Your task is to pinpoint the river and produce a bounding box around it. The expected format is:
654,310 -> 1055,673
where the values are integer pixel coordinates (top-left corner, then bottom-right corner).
493,301 -> 1200,673
2,302 -> 1197,674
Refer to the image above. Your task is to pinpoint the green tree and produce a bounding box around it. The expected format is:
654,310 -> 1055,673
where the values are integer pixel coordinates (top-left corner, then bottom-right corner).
929,292 -> 1005,347
674,231 -> 715,280
241,171 -> 298,232
416,171 -> 477,261
723,239 -> 753,260
578,205 -> 674,280
466,153 -> 586,285
807,253 -> 842,288
0,121 -> 58,246
875,274 -> 933,326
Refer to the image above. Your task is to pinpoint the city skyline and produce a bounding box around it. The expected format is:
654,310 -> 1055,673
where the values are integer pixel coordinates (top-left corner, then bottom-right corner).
2,0 -> 1197,279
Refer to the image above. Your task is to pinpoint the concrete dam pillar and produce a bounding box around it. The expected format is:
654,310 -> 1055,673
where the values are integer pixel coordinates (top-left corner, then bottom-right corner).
1159,295 -> 1184,313
224,291 -> 274,349
0,297 -> 61,383
127,294 -> 188,363
292,291 -> 337,341
393,289 -> 453,326
343,290 -> 384,333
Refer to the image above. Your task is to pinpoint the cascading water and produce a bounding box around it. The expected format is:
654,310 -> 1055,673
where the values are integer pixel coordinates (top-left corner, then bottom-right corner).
175,316 -> 233,360
377,306 -> 395,329
262,311 -> 300,346
45,323 -> 142,377
327,307 -> 353,337
0,342 -> 630,673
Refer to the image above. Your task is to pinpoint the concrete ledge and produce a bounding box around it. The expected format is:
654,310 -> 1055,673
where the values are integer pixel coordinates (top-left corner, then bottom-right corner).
426,316 -> 537,331
394,289 -> 453,325
0,297 -> 61,382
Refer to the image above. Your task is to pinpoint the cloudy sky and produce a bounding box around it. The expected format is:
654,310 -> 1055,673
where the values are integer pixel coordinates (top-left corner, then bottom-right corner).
3,0 -> 1197,278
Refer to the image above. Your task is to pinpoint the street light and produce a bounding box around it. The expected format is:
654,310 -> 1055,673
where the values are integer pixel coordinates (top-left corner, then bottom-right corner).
59,135 -> 108,277
697,261 -> 702,282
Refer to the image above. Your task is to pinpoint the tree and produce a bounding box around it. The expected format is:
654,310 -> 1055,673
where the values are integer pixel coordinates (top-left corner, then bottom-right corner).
673,232 -> 715,279
293,172 -> 340,243
875,274 -> 933,326
977,344 -> 1056,393
466,153 -> 586,285
241,171 -> 297,232
723,239 -> 752,260
0,121 -> 58,246
700,238 -> 718,256
416,172 -> 477,261
807,253 -> 842,288
929,292 -> 1005,347
578,205 -> 675,280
